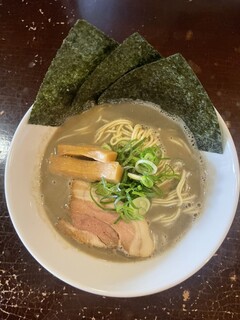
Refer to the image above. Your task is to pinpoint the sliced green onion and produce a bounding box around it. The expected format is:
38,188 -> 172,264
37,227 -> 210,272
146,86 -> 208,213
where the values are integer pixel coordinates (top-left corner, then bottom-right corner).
135,159 -> 158,175
140,175 -> 154,188
101,143 -> 112,150
127,172 -> 142,181
131,197 -> 151,216
90,139 -> 180,222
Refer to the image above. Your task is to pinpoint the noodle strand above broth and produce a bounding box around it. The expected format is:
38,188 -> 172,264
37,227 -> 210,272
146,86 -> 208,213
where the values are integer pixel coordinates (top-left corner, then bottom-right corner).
92,119 -> 197,225
95,119 -> 161,148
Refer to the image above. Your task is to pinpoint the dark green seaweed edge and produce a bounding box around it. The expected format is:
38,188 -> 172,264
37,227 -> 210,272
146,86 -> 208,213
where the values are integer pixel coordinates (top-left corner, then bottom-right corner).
98,53 -> 223,153
71,32 -> 161,110
28,19 -> 118,126
27,18 -> 223,154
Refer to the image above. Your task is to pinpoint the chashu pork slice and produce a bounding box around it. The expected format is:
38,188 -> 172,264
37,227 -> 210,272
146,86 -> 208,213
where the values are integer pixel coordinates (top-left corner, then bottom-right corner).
57,219 -> 107,248
57,180 -> 155,257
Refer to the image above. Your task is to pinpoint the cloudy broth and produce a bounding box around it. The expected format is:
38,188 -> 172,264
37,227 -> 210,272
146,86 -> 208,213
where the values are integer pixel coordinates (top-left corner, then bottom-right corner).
41,101 -> 205,261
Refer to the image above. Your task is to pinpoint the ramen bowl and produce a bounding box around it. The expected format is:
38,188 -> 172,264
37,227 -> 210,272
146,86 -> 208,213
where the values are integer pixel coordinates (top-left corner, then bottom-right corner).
5,107 -> 239,297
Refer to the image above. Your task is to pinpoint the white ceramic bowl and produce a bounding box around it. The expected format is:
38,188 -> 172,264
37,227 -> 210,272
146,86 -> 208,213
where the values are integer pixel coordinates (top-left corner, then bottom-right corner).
5,108 -> 239,297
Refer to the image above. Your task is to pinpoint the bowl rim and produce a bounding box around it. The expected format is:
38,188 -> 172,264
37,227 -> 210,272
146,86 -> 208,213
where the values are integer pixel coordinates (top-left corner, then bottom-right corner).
4,107 -> 240,297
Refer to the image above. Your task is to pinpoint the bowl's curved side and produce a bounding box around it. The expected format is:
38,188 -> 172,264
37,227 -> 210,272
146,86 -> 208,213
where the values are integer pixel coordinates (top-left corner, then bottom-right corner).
4,109 -> 240,297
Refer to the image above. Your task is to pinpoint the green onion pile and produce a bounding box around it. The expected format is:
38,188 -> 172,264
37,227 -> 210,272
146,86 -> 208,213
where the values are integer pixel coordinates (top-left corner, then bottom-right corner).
91,139 -> 180,223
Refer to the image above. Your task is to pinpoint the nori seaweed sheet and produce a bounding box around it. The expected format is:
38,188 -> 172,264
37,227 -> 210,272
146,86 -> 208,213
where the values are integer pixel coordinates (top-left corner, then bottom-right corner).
98,53 -> 223,153
71,32 -> 161,110
28,20 -> 118,126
